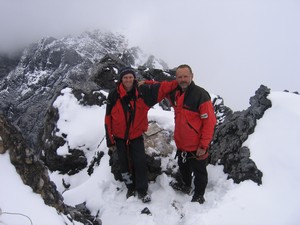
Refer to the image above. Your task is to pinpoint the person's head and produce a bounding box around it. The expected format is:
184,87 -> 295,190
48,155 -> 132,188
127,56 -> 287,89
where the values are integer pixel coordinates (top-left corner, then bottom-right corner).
175,64 -> 193,91
119,67 -> 136,91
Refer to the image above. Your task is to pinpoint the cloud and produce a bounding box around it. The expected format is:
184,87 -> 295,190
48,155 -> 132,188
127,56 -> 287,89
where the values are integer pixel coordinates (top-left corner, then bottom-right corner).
1,0 -> 299,110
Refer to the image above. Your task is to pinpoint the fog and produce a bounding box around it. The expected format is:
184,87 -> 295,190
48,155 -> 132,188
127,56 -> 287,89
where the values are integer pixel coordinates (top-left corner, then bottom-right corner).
1,0 -> 299,110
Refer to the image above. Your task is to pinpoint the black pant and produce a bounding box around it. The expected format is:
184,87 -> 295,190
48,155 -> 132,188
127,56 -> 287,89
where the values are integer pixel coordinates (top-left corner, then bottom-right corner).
177,150 -> 208,196
115,136 -> 148,194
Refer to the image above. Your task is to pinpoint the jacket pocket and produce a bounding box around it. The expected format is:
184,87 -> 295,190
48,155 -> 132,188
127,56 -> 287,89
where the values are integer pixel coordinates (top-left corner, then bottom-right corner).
184,110 -> 201,134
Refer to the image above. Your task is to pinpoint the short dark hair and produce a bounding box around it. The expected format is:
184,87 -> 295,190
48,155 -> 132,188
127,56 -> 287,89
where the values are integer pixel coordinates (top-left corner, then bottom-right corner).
176,64 -> 193,74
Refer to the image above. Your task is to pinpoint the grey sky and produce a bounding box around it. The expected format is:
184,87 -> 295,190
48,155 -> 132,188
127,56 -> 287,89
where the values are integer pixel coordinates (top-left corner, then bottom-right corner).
1,0 -> 299,110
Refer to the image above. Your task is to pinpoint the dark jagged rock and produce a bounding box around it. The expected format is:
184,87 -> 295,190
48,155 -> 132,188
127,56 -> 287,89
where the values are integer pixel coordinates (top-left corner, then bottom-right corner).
212,95 -> 233,125
0,115 -> 101,225
0,52 -> 21,80
143,55 -> 169,70
209,85 -> 272,185
87,151 -> 105,175
90,54 -> 126,89
138,68 -> 175,81
284,89 -> 299,95
42,88 -> 107,174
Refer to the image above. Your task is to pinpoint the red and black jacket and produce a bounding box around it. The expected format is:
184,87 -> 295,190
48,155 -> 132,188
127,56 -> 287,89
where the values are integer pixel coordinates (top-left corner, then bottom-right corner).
105,80 -> 177,147
167,81 -> 216,159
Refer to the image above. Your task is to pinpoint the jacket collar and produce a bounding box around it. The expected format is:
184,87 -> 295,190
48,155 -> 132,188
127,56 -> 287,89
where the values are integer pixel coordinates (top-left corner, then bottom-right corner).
117,80 -> 139,99
177,81 -> 195,95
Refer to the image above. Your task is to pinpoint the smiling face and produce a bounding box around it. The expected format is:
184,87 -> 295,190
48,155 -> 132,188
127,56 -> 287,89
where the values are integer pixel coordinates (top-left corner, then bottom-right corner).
121,73 -> 135,92
176,67 -> 193,91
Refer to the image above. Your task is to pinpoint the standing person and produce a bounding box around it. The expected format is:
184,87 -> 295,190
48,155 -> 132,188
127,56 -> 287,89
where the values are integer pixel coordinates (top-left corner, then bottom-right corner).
168,64 -> 216,204
104,67 -> 177,203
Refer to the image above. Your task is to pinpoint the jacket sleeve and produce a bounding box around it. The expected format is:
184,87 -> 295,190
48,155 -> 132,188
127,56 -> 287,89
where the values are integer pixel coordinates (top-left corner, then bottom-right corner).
104,93 -> 115,147
157,80 -> 178,102
141,80 -> 178,107
198,100 -> 216,150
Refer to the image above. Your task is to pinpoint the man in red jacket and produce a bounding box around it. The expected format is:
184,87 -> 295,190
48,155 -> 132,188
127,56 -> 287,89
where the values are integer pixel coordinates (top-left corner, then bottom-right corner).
168,64 -> 216,204
105,67 -> 177,203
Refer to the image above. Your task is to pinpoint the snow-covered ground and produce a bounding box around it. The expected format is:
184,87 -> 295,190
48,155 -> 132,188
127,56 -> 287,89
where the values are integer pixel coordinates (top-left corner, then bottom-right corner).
1,90 -> 300,225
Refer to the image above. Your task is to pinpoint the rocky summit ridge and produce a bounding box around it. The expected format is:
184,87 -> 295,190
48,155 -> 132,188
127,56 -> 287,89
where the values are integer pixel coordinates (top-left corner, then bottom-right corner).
0,30 -> 284,224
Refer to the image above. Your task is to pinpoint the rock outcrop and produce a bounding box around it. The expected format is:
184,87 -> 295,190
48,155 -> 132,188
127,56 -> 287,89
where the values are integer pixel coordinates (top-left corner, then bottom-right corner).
0,115 -> 102,225
209,85 -> 272,184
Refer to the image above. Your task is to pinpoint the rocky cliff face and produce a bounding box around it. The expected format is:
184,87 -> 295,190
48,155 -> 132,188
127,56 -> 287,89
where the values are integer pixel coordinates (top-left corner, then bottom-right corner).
0,30 -> 167,150
0,30 -> 272,224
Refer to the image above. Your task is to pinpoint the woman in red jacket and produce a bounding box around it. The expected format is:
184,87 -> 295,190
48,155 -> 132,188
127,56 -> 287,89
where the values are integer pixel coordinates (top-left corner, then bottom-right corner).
105,67 -> 177,203
168,64 -> 216,204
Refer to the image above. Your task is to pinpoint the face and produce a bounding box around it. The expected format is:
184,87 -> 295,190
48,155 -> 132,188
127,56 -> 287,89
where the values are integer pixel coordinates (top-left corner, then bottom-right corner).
121,73 -> 135,91
176,67 -> 193,90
